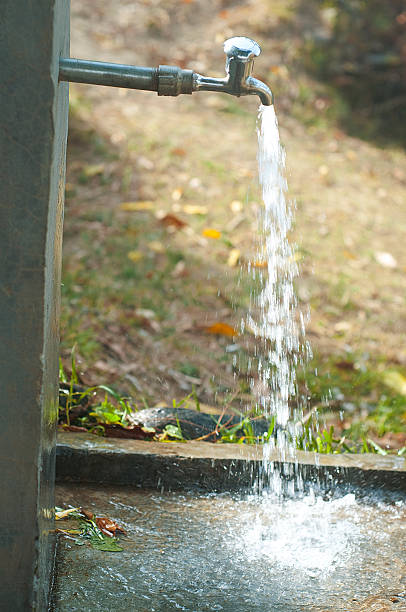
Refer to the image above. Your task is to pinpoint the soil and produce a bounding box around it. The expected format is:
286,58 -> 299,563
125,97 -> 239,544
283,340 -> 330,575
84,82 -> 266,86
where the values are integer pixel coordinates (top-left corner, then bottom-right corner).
61,0 -> 406,446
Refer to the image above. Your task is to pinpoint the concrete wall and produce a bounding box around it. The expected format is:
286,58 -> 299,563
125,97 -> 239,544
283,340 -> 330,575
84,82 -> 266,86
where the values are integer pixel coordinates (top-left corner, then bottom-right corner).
0,1 -> 69,609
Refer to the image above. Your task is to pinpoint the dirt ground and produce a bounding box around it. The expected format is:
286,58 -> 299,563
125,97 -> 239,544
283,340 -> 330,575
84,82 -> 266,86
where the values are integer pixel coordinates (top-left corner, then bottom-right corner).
61,0 -> 406,448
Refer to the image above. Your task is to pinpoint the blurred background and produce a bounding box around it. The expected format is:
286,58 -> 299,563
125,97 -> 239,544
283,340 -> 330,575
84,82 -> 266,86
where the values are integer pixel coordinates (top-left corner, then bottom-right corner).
61,0 -> 406,450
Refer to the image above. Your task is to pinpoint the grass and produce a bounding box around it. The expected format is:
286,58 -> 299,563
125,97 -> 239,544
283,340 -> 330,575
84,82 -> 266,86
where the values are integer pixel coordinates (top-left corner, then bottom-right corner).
59,348 -> 405,455
61,0 -> 406,456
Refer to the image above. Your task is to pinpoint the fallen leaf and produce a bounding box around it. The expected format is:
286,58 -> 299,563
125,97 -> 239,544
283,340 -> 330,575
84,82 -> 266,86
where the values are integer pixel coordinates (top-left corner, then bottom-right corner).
95,517 -> 127,537
382,371 -> 406,396
148,241 -> 165,253
205,322 -> 238,337
334,321 -> 351,332
171,188 -> 183,201
89,535 -> 123,552
335,360 -> 355,371
171,147 -> 186,156
182,205 -> 208,215
127,250 -> 144,262
82,163 -> 105,178
318,165 -> 329,176
103,423 -> 156,440
375,251 -> 397,268
251,261 -> 268,269
55,507 -> 81,520
61,424 -> 88,433
230,200 -> 243,213
202,228 -> 221,239
159,213 -> 187,229
120,201 -> 154,211
81,509 -> 94,521
135,308 -> 156,319
227,248 -> 241,267
172,260 -> 187,277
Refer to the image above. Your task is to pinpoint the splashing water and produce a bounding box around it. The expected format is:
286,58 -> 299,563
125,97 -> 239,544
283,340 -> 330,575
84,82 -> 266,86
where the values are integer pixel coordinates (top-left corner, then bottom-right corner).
247,105 -> 310,465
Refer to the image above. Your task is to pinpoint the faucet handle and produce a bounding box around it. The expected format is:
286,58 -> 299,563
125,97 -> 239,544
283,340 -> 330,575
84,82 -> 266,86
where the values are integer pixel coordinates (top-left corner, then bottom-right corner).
224,37 -> 261,64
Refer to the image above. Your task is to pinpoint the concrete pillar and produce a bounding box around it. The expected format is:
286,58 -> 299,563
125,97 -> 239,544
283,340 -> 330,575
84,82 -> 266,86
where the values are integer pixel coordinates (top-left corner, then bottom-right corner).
0,1 -> 69,609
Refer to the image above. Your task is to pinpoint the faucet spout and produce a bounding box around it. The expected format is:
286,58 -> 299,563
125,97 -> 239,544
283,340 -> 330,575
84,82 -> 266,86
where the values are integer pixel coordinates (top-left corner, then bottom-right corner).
244,76 -> 274,106
193,37 -> 273,106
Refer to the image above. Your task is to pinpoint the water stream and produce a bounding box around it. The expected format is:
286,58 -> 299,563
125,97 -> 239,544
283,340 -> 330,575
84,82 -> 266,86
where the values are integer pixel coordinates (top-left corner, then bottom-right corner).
248,105 -> 310,493
53,105 -> 405,611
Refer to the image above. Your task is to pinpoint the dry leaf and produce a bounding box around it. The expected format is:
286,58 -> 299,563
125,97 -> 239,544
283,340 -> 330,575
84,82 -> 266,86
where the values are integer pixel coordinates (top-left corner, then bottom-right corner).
334,321 -> 351,332
81,509 -> 94,521
95,517 -> 127,537
172,260 -> 187,277
171,188 -> 183,201
230,200 -> 243,213
383,371 -> 406,396
120,201 -> 154,211
375,251 -> 397,268
55,507 -> 81,520
127,250 -> 144,262
318,165 -> 329,176
61,424 -> 88,433
103,423 -> 155,440
205,322 -> 238,337
82,163 -> 105,178
252,261 -> 268,269
227,248 -> 241,267
148,241 -> 165,253
182,205 -> 208,215
135,308 -> 156,319
159,213 -> 187,229
171,147 -> 186,156
202,228 -> 221,239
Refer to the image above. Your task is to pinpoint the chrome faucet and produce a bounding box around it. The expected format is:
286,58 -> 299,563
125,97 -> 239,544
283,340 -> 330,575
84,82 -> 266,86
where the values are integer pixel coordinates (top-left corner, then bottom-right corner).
59,37 -> 273,106
194,37 -> 273,106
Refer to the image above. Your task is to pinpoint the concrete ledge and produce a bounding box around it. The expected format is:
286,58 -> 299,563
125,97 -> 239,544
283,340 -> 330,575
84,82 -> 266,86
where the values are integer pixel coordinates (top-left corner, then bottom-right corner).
56,432 -> 406,494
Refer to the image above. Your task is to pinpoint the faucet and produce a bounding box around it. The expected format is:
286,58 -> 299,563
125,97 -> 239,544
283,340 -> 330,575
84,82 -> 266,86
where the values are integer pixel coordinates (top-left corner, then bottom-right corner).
195,37 -> 273,106
59,37 -> 273,106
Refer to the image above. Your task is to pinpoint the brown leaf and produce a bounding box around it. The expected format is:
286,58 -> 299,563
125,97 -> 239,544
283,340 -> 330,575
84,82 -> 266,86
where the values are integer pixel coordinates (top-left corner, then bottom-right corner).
204,322 -> 238,337
159,213 -> 187,229
61,424 -> 89,433
103,424 -> 155,440
95,517 -> 127,537
120,201 -> 154,211
81,509 -> 94,521
335,360 -> 355,371
171,147 -> 186,156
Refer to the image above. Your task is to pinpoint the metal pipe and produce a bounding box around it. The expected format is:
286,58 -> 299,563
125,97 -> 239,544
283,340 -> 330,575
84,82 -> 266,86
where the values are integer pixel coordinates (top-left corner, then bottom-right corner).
59,37 -> 273,106
59,58 -> 159,90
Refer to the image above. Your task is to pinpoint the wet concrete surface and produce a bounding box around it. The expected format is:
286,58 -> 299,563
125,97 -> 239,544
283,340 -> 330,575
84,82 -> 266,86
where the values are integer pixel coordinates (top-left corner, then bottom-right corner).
57,432 -> 406,493
52,484 -> 406,612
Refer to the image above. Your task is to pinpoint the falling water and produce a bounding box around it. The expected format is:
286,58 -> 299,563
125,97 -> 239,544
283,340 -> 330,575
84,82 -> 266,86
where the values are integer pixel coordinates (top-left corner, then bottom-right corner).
247,104 -> 310,489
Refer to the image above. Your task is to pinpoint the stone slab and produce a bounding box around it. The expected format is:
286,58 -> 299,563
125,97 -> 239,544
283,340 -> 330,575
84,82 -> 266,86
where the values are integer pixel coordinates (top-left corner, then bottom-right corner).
56,432 -> 406,493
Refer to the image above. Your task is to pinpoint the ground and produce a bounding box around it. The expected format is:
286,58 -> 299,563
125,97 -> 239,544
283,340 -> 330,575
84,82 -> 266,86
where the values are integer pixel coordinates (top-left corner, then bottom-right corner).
60,0 -> 406,450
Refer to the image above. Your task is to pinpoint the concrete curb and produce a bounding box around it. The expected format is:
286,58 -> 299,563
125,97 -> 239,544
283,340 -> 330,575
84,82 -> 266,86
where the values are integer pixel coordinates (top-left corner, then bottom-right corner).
56,432 -> 406,494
